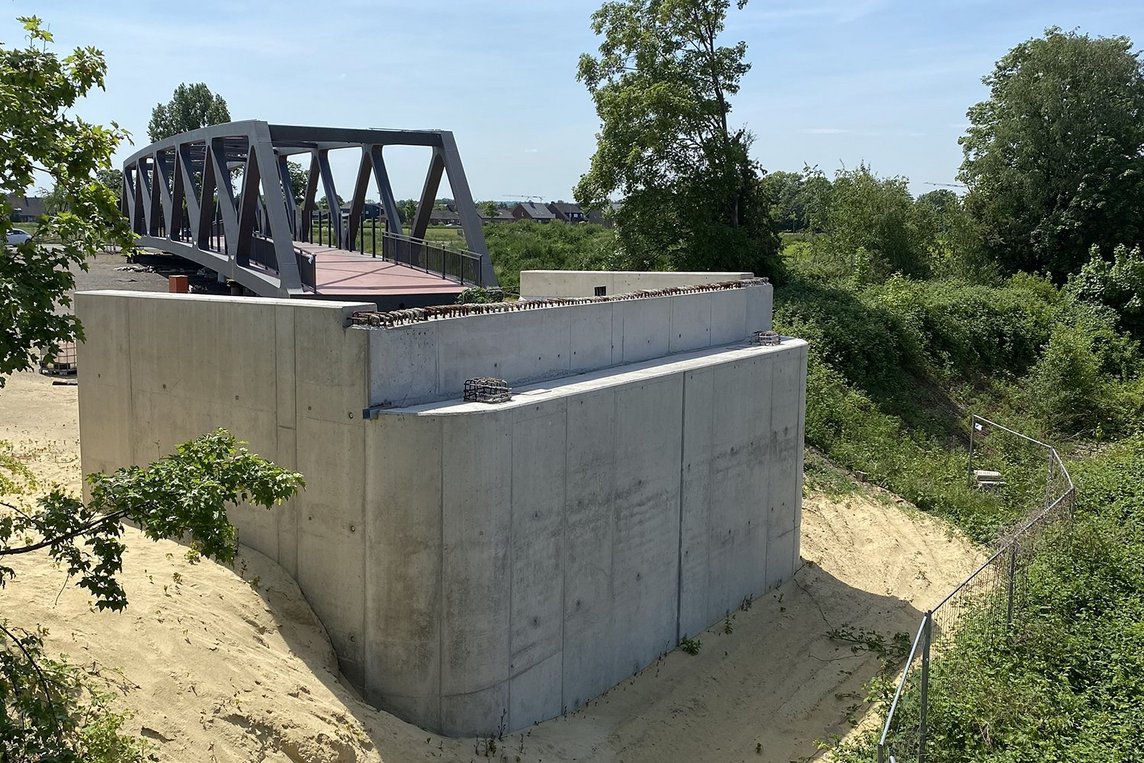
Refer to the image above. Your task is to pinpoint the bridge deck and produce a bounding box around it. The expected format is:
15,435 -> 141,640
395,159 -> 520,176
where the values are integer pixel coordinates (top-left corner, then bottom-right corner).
297,243 -> 467,300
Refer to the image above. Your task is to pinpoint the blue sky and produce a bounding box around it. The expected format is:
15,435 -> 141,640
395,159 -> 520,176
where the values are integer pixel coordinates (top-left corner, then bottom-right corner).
5,1 -> 1144,202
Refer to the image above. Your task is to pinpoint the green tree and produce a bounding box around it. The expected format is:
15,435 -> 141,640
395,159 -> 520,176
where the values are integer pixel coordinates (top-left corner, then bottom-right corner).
575,0 -> 781,277
95,168 -> 122,194
397,199 -> 417,225
1069,243 -> 1144,338
914,189 -> 989,280
146,82 -> 230,143
2,20 -> 303,759
1,17 -> 127,379
959,28 -> 1144,278
814,164 -> 929,282
760,170 -> 807,232
285,160 -> 308,206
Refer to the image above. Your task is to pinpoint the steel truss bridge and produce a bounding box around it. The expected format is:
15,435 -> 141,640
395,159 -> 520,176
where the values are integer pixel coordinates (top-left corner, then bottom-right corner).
121,121 -> 496,308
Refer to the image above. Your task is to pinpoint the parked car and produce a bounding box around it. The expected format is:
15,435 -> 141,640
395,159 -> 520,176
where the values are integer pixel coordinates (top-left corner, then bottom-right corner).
6,228 -> 32,245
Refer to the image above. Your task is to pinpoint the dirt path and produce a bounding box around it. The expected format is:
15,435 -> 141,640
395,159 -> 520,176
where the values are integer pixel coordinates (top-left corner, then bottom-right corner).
1,370 -> 981,762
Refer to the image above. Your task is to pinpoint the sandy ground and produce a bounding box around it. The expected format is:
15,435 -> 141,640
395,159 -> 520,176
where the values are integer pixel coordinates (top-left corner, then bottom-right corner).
1,369 -> 981,762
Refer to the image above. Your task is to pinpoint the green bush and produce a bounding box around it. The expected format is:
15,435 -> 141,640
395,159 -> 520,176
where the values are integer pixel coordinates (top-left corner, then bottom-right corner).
483,222 -> 617,290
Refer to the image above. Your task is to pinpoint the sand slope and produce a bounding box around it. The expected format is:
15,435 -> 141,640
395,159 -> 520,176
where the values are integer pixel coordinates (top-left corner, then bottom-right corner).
1,370 -> 980,762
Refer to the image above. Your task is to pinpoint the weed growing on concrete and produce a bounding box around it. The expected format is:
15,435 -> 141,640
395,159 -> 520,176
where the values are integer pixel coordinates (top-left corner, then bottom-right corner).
679,636 -> 701,655
723,617 -> 734,635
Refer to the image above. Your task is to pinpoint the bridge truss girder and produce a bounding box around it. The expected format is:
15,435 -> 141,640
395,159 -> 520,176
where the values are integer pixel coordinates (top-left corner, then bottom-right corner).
122,120 -> 496,297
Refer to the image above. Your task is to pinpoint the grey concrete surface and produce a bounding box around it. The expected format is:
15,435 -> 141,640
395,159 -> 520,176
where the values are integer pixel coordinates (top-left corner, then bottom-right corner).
368,282 -> 774,408
519,270 -> 755,299
76,284 -> 806,738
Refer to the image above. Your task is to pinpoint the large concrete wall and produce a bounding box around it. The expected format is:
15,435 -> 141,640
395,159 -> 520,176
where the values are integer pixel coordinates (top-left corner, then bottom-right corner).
76,286 -> 806,738
519,270 -> 755,300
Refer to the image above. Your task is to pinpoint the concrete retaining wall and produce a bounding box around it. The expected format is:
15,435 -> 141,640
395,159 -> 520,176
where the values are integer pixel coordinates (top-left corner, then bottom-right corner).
519,270 -> 755,300
76,286 -> 806,737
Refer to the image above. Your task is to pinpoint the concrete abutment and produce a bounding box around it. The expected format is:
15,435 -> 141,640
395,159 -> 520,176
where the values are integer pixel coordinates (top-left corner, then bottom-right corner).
76,280 -> 806,736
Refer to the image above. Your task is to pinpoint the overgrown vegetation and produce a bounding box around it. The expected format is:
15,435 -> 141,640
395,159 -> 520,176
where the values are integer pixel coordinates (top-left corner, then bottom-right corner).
833,438 -> 1144,762
484,220 -> 617,290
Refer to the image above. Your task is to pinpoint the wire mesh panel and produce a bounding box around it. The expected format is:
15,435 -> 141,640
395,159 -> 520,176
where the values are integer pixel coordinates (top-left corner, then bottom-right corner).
877,415 -> 1075,763
751,330 -> 782,346
463,377 -> 511,404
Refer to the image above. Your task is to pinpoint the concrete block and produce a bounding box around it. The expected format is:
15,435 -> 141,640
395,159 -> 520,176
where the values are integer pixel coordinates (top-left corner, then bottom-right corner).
440,683 -> 509,738
76,289 -> 808,739
766,528 -> 798,589
295,417 -> 366,685
520,270 -> 752,300
709,285 -> 748,346
768,349 -> 802,539
295,312 -> 369,424
561,388 -> 618,708
609,378 -> 683,671
745,282 -> 774,333
368,692 -> 440,734
275,425 -> 299,577
274,304 -> 297,424
678,368 -> 715,639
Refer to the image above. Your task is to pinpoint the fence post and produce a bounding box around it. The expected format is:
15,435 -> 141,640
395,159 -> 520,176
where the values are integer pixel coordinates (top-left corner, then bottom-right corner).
919,611 -> 932,763
967,415 -> 976,488
1006,542 -> 1018,627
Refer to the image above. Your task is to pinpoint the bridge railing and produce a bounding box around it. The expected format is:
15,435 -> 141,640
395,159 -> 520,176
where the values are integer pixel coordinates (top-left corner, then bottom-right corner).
298,210 -> 484,287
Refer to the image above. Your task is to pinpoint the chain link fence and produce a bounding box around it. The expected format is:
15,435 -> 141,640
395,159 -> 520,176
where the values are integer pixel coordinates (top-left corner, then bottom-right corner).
877,415 -> 1075,763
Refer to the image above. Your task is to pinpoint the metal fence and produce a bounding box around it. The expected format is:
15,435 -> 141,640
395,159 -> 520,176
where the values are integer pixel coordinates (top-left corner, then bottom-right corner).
877,415 -> 1075,763
298,210 -> 485,287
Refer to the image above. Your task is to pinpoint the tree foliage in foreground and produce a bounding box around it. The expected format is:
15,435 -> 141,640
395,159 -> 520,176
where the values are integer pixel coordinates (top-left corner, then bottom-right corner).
575,0 -> 781,278
959,27 -> 1144,278
0,431 -> 303,761
0,17 -> 132,382
146,81 -> 230,143
2,19 -> 303,761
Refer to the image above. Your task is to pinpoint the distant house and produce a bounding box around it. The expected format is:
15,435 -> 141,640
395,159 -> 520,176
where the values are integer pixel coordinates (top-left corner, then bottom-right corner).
6,194 -> 47,222
511,201 -> 556,223
429,209 -> 461,226
481,207 -> 515,224
547,201 -> 587,223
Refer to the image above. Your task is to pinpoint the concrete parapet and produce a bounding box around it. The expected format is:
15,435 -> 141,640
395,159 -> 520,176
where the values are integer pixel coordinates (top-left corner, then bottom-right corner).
519,270 -> 755,299
368,279 -> 773,407
76,284 -> 806,738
